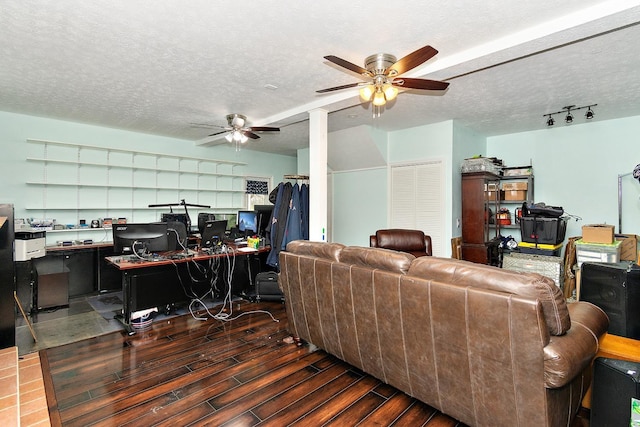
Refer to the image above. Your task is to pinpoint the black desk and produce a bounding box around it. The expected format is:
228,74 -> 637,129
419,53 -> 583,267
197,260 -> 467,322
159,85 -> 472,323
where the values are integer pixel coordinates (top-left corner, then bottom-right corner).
105,246 -> 270,334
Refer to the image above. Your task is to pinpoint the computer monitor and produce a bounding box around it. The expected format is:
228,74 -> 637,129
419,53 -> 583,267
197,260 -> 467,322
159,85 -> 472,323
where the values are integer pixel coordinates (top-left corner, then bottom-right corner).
254,204 -> 274,237
201,220 -> 228,248
112,223 -> 170,255
161,212 -> 191,233
197,213 -> 216,234
237,210 -> 258,235
165,221 -> 188,251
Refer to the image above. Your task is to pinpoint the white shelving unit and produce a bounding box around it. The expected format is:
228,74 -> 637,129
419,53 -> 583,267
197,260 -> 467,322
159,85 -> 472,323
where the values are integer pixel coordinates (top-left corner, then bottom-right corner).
25,139 -> 249,244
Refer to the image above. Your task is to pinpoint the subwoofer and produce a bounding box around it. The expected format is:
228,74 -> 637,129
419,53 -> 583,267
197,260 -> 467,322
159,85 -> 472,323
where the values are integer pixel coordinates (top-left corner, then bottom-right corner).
590,357 -> 640,427
580,262 -> 640,339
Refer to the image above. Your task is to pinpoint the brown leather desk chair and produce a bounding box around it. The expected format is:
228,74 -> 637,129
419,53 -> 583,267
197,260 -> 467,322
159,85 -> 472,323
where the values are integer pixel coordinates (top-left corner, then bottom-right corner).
369,229 -> 433,257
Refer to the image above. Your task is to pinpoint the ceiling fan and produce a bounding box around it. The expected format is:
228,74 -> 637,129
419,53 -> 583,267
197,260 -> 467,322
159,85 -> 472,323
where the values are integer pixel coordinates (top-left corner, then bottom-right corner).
317,44 -> 449,113
207,113 -> 280,145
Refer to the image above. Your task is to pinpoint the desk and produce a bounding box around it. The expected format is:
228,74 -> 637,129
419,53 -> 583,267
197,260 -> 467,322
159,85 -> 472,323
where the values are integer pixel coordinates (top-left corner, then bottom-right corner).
582,333 -> 640,409
105,246 -> 270,334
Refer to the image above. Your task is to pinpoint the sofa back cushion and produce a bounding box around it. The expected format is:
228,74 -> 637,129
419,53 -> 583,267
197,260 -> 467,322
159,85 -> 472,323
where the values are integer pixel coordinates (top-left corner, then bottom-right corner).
408,256 -> 570,335
285,240 -> 345,261
339,246 -> 415,274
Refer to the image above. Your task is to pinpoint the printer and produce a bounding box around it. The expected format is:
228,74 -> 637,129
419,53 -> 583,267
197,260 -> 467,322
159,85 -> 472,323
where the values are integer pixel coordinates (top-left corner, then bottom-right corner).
15,228 -> 46,261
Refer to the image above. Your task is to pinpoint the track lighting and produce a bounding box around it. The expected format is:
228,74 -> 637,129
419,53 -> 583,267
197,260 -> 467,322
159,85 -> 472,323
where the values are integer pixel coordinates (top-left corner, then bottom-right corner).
543,104 -> 597,127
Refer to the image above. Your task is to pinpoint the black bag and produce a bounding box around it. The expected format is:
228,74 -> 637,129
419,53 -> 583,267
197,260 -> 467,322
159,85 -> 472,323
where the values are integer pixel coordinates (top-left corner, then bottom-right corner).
254,271 -> 284,302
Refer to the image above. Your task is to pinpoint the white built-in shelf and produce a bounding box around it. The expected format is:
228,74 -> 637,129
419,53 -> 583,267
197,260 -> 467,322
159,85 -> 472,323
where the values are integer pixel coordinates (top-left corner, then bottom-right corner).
25,139 -> 251,227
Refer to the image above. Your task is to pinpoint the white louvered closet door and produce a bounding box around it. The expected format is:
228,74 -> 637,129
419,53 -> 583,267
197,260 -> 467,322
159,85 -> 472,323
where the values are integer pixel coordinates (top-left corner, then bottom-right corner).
390,161 -> 444,256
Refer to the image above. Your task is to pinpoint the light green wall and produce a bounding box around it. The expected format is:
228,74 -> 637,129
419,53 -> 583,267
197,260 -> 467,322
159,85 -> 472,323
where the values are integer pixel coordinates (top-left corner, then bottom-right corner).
331,167 -> 387,246
487,115 -> 640,240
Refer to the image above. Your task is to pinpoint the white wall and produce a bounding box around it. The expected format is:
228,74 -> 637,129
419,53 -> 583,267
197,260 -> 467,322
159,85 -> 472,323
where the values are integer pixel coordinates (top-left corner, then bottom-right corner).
487,115 -> 640,240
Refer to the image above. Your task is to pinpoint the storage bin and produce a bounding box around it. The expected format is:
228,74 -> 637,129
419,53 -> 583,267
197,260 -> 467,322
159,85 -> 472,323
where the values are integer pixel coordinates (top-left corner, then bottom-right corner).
520,217 -> 567,245
502,252 -> 564,289
517,241 -> 562,256
461,157 -> 502,175
575,239 -> 621,267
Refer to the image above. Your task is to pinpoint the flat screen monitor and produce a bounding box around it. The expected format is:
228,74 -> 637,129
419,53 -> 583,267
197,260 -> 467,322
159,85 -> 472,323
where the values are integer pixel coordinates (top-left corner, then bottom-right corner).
254,204 -> 274,237
237,210 -> 258,234
161,212 -> 191,233
165,221 -> 188,251
201,220 -> 228,247
197,213 -> 216,234
112,222 -> 170,255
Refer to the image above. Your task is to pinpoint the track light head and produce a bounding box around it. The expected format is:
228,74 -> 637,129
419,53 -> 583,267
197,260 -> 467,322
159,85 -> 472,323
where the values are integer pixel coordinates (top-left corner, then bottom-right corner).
546,116 -> 555,126
585,107 -> 594,119
565,112 -> 573,123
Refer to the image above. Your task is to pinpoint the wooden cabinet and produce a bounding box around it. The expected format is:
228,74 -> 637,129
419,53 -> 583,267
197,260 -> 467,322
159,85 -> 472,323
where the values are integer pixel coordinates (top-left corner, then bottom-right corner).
461,172 -> 501,264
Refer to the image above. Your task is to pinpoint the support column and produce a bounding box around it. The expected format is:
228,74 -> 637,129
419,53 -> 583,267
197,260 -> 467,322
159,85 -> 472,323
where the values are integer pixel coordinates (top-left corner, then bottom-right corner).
308,108 -> 328,242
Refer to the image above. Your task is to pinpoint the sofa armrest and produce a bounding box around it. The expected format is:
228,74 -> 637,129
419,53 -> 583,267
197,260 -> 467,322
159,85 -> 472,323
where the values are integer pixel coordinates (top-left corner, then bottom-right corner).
424,235 -> 433,256
543,301 -> 609,388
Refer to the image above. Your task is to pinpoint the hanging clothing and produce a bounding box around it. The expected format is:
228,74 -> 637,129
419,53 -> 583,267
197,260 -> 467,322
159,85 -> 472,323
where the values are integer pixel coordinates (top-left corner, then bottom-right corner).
300,183 -> 309,240
282,183 -> 303,249
266,182 -> 293,268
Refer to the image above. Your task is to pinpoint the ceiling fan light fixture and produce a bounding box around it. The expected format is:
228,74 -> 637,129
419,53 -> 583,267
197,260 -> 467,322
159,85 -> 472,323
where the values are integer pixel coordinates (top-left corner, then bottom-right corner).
383,84 -> 398,101
372,90 -> 386,106
240,133 -> 248,143
359,85 -> 375,102
225,133 -> 233,143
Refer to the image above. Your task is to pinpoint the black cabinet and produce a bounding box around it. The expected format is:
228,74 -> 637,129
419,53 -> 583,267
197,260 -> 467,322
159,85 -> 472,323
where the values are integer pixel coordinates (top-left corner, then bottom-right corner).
0,204 -> 15,348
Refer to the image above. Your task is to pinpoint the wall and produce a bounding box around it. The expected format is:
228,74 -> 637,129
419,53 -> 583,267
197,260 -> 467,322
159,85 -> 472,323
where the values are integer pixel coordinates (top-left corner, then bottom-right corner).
487,115 -> 640,240
0,111 -> 297,244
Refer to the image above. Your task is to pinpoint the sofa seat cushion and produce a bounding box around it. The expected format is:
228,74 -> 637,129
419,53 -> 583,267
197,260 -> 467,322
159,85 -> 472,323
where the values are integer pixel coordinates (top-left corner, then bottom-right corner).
339,246 -> 415,274
408,256 -> 570,336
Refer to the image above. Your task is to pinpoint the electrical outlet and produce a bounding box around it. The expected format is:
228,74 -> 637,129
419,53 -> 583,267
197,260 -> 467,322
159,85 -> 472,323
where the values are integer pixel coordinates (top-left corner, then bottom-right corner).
456,218 -> 461,228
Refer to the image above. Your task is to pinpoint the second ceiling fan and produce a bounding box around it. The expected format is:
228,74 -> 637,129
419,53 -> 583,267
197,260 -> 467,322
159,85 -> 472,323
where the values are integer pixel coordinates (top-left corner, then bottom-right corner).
317,44 -> 449,111
208,113 -> 280,144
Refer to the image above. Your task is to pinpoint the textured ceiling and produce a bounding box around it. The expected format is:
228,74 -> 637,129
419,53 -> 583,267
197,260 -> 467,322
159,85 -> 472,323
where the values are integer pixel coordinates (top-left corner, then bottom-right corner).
1,1 -> 640,156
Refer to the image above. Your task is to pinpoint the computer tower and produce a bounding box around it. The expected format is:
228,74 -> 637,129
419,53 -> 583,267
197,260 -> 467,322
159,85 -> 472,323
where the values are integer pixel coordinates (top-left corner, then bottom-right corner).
580,262 -> 640,339
590,357 -> 640,427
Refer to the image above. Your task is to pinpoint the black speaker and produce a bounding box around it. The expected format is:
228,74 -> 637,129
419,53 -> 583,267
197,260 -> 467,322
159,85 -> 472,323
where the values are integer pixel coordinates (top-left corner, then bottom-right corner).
581,262 -> 640,339
591,357 -> 640,427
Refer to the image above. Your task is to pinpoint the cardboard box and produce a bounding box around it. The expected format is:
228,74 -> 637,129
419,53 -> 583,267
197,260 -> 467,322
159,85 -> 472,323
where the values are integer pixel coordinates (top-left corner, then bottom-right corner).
504,190 -> 527,201
582,224 -> 615,244
615,234 -> 639,261
502,181 -> 528,191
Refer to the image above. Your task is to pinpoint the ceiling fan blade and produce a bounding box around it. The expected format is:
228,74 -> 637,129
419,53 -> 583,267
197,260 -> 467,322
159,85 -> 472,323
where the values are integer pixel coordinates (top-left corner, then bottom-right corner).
316,82 -> 361,93
324,55 -> 372,76
207,130 -> 227,137
387,45 -> 438,76
244,131 -> 261,140
393,77 -> 449,91
248,126 -> 280,132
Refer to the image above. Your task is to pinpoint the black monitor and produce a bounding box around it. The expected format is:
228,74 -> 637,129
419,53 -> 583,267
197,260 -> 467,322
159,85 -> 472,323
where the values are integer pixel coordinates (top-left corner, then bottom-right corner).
237,210 -> 258,235
197,213 -> 216,234
112,223 -> 170,255
254,204 -> 274,237
161,212 -> 191,233
201,220 -> 228,248
165,221 -> 188,251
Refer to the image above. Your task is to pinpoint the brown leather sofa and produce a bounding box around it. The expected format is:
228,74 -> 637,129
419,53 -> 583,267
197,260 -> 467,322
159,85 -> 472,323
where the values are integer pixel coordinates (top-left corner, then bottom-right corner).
279,241 -> 609,427
370,228 -> 432,257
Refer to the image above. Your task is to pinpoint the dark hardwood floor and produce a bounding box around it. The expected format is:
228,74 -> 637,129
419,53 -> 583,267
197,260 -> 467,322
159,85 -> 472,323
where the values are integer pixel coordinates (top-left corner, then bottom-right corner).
39,300 -> 591,426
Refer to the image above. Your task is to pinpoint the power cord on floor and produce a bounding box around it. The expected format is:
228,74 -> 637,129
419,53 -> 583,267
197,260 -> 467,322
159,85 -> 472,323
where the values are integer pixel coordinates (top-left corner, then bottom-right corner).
188,249 -> 279,323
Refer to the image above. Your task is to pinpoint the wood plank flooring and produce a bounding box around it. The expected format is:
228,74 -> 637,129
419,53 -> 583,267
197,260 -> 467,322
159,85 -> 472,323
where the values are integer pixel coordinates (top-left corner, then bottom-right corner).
39,300 -> 591,426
